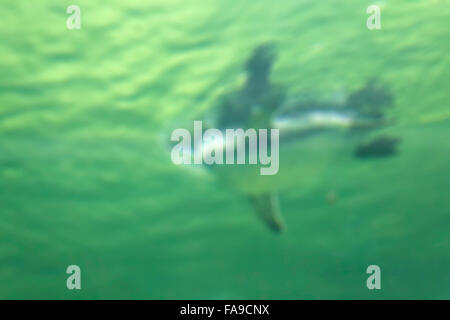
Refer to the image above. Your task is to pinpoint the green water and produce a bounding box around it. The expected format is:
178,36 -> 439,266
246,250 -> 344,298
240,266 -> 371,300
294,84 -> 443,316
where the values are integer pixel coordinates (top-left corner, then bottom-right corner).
0,0 -> 449,299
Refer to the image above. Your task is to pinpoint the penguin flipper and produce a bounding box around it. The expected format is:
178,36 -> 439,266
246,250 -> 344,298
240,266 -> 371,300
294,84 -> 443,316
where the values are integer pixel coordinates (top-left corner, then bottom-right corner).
354,135 -> 400,158
249,192 -> 285,233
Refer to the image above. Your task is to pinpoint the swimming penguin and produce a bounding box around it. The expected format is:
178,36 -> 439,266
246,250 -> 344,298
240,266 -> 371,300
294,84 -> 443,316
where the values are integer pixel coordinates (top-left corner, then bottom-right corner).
191,43 -> 399,232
